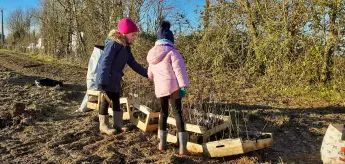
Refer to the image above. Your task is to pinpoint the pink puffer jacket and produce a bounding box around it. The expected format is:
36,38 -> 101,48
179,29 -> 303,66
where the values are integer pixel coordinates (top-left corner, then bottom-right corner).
147,41 -> 189,98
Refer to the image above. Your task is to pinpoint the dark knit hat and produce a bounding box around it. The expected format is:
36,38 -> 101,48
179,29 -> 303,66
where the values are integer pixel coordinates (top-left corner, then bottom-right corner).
157,21 -> 174,43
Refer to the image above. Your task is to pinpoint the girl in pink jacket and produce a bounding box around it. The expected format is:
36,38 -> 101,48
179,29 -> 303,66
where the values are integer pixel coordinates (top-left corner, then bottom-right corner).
147,21 -> 189,155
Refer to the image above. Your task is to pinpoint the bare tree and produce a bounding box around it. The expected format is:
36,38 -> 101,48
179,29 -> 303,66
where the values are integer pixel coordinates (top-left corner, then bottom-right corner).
7,7 -> 39,49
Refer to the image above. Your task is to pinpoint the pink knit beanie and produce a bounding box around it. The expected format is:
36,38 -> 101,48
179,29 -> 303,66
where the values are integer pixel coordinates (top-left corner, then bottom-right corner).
117,18 -> 138,34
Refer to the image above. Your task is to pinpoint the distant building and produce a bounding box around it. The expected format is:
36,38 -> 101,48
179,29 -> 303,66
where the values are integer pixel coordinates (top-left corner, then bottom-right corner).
27,38 -> 44,50
36,38 -> 43,49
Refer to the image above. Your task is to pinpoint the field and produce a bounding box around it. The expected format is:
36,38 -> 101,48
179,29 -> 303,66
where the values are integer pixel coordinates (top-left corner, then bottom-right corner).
1,50 -> 344,163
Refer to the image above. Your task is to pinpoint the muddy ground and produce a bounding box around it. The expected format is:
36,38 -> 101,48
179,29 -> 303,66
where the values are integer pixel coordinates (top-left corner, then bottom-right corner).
0,51 -> 344,163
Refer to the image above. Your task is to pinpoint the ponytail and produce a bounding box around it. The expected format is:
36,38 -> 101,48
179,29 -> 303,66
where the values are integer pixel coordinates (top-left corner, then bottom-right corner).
107,29 -> 128,46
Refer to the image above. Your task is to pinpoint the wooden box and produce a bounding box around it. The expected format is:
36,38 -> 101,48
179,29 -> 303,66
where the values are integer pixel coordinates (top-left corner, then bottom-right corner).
129,99 -> 160,132
86,90 -> 131,120
161,115 -> 273,157
160,116 -> 230,153
203,133 -> 273,157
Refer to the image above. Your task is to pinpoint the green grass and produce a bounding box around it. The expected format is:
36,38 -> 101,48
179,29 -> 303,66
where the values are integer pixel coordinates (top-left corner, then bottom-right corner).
29,53 -> 56,63
0,49 -> 87,68
267,84 -> 345,104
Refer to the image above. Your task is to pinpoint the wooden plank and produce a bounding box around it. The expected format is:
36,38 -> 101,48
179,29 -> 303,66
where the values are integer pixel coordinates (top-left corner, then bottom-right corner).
130,116 -> 143,130
87,90 -> 100,96
133,103 -> 152,115
125,99 -> 131,117
136,120 -> 147,131
188,142 -> 203,153
202,138 -> 244,157
146,124 -> 158,131
242,134 -> 273,153
119,97 -> 127,104
119,97 -> 130,120
129,98 -> 158,116
123,112 -> 130,120
87,102 -> 97,110
97,92 -> 102,111
88,95 -> 98,102
149,112 -> 160,118
145,112 -> 151,126
202,123 -> 230,142
127,99 -> 159,131
130,112 -> 158,132
167,117 -> 206,134
166,133 -> 178,143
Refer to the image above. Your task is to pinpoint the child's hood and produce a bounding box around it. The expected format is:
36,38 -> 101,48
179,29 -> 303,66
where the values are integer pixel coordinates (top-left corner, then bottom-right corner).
147,41 -> 175,65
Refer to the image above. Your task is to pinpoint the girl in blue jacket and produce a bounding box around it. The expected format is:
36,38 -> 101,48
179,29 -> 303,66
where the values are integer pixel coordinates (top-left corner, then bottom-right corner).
96,18 -> 148,135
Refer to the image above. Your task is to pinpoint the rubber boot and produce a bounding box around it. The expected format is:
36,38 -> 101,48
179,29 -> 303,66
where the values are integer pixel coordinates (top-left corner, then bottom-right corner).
159,130 -> 167,151
113,111 -> 128,132
178,132 -> 188,155
99,114 -> 116,135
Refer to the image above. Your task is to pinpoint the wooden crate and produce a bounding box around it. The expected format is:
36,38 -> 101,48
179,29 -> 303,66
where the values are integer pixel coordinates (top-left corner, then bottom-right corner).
162,116 -> 273,157
203,133 -> 273,157
86,90 -> 131,120
129,99 -> 160,132
166,116 -> 230,143
162,131 -> 273,157
159,116 -> 230,153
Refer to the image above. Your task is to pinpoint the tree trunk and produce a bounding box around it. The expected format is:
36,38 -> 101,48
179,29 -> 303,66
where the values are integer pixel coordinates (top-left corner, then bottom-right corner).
322,3 -> 338,83
202,0 -> 210,41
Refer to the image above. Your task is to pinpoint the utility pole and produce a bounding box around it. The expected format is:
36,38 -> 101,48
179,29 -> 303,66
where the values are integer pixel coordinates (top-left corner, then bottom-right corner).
0,9 -> 3,48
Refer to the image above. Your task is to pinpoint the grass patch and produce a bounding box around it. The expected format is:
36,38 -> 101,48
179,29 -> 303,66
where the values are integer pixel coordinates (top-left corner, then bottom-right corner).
267,84 -> 345,104
0,49 -> 87,68
22,125 -> 36,133
0,49 -> 16,54
29,53 -> 55,63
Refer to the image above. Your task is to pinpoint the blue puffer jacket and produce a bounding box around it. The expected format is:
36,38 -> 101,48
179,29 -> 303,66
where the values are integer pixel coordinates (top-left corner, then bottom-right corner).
96,39 -> 148,92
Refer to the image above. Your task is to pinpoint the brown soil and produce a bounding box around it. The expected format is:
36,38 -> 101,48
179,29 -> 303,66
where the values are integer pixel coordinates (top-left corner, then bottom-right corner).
1,51 -> 342,163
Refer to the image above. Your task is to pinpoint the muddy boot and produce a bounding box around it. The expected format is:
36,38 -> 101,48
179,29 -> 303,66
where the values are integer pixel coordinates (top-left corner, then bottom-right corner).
113,111 -> 128,132
159,130 -> 167,151
99,114 -> 116,135
178,132 -> 188,155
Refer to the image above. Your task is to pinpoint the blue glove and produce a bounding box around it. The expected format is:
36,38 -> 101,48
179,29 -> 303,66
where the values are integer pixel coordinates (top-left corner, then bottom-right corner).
179,87 -> 186,98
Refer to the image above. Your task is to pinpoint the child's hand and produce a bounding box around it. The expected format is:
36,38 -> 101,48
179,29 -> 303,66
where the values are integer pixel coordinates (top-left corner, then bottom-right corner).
179,87 -> 186,98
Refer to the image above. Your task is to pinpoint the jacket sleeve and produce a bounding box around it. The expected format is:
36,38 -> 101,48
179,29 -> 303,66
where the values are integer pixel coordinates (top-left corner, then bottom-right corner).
97,40 -> 118,85
127,48 -> 148,78
171,50 -> 189,88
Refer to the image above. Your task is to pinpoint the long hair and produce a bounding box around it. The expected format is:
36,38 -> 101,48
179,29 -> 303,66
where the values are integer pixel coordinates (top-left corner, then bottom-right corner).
107,29 -> 128,46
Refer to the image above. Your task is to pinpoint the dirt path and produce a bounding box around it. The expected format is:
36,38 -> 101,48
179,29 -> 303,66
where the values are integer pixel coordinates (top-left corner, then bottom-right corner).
0,52 -> 86,84
0,51 -> 343,163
